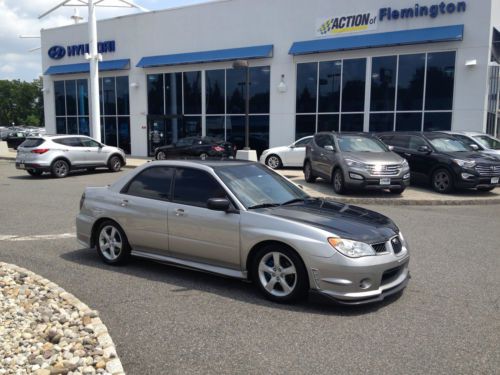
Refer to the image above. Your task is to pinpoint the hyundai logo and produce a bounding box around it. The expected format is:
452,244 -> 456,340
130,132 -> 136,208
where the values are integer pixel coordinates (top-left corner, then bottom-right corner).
48,45 -> 66,60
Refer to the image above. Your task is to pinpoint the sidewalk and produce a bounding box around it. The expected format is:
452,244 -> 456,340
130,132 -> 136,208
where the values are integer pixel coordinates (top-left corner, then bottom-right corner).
2,144 -> 499,205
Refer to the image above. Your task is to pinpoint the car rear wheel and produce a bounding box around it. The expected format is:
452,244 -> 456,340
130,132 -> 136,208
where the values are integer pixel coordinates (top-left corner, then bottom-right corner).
200,152 -> 208,160
252,245 -> 308,303
303,161 -> 316,183
27,169 -> 43,177
156,151 -> 166,160
51,160 -> 70,178
96,221 -> 131,265
108,156 -> 122,172
477,186 -> 495,192
266,155 -> 282,169
333,169 -> 347,195
432,169 -> 454,194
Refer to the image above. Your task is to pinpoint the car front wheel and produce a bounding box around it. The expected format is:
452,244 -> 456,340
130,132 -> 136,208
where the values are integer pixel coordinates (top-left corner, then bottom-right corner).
303,161 -> 316,183
266,155 -> 282,169
252,245 -> 308,303
333,169 -> 347,195
432,169 -> 454,194
96,221 -> 131,265
108,156 -> 122,172
156,151 -> 166,160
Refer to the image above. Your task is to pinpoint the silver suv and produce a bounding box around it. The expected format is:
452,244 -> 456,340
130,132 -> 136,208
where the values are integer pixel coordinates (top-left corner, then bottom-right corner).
304,132 -> 410,194
15,135 -> 126,178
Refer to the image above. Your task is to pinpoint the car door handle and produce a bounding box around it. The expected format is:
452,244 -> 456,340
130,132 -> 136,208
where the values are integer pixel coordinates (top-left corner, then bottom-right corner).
175,208 -> 185,217
120,199 -> 129,207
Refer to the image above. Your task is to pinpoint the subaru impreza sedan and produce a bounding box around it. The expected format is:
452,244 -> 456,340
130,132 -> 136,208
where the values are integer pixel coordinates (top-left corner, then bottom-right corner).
76,160 -> 410,305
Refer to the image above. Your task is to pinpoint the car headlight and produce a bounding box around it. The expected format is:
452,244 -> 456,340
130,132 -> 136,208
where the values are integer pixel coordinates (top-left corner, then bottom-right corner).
453,159 -> 476,169
400,159 -> 409,168
328,238 -> 375,258
345,159 -> 367,169
398,231 -> 408,249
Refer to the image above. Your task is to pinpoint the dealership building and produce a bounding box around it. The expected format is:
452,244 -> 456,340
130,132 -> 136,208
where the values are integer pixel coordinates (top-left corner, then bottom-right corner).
40,0 -> 500,156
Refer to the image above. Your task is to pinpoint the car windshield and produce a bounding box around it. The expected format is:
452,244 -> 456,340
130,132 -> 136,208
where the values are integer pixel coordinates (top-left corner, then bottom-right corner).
215,164 -> 309,209
473,135 -> 500,150
337,136 -> 388,152
429,137 -> 473,152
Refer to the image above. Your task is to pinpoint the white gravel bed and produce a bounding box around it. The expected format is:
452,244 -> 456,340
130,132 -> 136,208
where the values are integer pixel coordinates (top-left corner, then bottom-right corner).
0,262 -> 125,375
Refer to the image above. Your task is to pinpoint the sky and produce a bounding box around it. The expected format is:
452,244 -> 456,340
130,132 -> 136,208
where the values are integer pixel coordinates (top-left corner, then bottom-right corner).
0,0 -> 210,82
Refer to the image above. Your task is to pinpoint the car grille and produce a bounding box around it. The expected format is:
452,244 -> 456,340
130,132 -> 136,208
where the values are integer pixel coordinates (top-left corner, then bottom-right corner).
372,243 -> 387,253
476,164 -> 500,176
365,164 -> 401,176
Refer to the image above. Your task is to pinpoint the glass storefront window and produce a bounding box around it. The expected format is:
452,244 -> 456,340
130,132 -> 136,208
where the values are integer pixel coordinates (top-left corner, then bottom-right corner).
77,79 -> 88,116
54,81 -> 65,116
342,58 -> 366,112
318,114 -> 339,132
371,56 -> 397,111
183,71 -> 201,114
397,53 -> 425,111
226,69 -> 246,114
318,61 -> 341,113
56,118 -> 66,134
424,112 -> 452,131
67,117 -> 78,134
65,80 -> 77,116
369,113 -> 394,132
116,76 -> 129,115
396,113 -> 422,131
296,63 -> 318,113
206,70 -> 225,114
206,116 -> 225,139
425,52 -> 456,110
341,114 -> 364,132
164,73 -> 182,115
102,77 -> 116,116
78,117 -> 90,136
249,66 -> 270,114
147,74 -> 164,115
295,115 -> 316,141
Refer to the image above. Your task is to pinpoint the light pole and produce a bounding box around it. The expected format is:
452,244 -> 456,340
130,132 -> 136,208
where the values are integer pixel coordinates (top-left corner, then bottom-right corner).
39,0 -> 147,141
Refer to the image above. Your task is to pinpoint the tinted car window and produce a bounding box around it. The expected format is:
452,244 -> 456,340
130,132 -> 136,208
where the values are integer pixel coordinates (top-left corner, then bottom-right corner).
337,136 -> 387,152
80,138 -> 101,147
173,168 -> 227,208
474,135 -> 500,150
20,138 -> 44,148
315,134 -> 333,148
428,137 -> 473,152
176,138 -> 195,147
408,136 -> 428,151
124,167 -> 173,201
53,138 -> 81,147
386,135 -> 410,149
294,138 -> 311,147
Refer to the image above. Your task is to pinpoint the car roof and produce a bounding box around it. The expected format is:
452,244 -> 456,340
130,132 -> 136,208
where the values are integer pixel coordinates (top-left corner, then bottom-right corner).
150,159 -> 256,168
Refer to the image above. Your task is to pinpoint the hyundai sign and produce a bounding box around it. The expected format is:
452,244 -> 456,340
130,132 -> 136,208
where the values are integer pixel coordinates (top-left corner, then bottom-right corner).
48,40 -> 116,60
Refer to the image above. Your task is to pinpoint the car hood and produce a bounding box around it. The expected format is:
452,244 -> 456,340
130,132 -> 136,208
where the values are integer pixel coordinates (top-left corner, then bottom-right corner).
342,151 -> 403,164
262,199 -> 398,243
440,151 -> 500,164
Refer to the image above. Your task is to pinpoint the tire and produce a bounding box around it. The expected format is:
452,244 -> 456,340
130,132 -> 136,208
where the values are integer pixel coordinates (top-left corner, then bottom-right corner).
332,168 -> 347,195
432,168 -> 454,194
200,152 -> 208,160
251,244 -> 308,303
389,187 -> 406,195
303,161 -> 317,183
108,156 -> 122,172
156,151 -> 166,160
96,220 -> 131,265
477,186 -> 495,192
51,159 -> 70,178
265,155 -> 282,170
27,170 -> 43,177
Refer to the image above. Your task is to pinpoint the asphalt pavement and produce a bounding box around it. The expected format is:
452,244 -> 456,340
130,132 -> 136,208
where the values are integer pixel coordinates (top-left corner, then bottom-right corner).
0,159 -> 499,375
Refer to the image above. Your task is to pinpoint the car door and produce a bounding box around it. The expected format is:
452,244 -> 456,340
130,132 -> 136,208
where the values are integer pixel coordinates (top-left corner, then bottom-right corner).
115,166 -> 173,256
315,134 -> 336,177
287,137 -> 311,166
310,134 -> 329,178
53,137 -> 86,166
168,167 -> 240,268
406,136 -> 435,179
80,137 -> 107,166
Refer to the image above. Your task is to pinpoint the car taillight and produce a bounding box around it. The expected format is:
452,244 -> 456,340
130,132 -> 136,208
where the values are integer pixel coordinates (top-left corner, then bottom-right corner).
212,145 -> 224,152
31,149 -> 49,154
79,192 -> 85,210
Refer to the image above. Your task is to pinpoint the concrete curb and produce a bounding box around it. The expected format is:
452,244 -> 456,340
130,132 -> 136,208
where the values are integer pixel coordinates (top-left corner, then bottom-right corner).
0,262 -> 126,375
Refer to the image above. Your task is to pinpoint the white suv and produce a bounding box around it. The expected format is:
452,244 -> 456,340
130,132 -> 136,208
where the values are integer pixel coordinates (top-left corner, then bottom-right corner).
15,135 -> 127,178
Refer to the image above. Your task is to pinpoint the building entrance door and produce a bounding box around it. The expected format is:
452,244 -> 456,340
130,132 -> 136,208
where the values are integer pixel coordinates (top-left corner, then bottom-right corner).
147,116 -> 185,156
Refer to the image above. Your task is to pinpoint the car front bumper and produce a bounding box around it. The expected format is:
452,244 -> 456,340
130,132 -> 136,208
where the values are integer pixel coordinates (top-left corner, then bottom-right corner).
344,171 -> 411,191
307,248 -> 410,305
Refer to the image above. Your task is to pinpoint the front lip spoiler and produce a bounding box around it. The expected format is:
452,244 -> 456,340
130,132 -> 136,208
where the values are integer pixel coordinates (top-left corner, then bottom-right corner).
314,273 -> 410,306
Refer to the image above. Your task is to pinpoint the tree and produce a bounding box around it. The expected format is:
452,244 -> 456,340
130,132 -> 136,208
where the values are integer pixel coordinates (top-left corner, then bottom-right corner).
0,78 -> 44,127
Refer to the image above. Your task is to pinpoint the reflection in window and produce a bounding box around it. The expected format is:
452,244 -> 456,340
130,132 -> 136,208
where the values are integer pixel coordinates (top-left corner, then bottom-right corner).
165,73 -> 182,115
295,115 -> 316,141
147,74 -> 164,115
206,116 -> 225,139
371,56 -> 397,111
116,76 -> 129,115
249,66 -> 270,114
55,81 -> 66,116
318,61 -> 341,113
54,79 -> 89,135
425,52 -> 455,110
341,114 -> 364,132
126,167 -> 173,201
397,54 -> 425,111
65,80 -> 77,116
77,79 -> 88,116
183,71 -> 201,114
396,113 -> 422,131
370,113 -> 394,132
206,70 -> 225,114
226,68 -> 246,114
102,77 -> 116,116
296,63 -> 318,113
342,59 -> 366,112
318,114 -> 339,132
424,112 -> 452,131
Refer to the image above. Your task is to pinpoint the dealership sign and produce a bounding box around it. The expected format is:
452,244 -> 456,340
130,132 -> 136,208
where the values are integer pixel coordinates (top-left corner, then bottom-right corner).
48,40 -> 116,60
317,2 -> 467,37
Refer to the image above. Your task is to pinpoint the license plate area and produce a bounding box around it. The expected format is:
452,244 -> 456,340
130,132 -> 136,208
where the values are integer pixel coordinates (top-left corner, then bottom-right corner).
380,178 -> 391,186
492,177 -> 499,184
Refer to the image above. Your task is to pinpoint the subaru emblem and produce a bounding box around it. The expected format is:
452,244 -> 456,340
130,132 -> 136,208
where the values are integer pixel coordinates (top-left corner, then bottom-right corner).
48,45 -> 66,60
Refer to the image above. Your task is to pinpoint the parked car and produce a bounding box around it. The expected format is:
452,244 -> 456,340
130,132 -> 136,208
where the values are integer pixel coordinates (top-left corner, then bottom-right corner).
5,132 -> 29,150
259,136 -> 313,169
15,135 -> 126,178
155,136 -> 235,160
378,132 -> 500,193
76,160 -> 410,304
303,132 -> 410,194
440,131 -> 500,159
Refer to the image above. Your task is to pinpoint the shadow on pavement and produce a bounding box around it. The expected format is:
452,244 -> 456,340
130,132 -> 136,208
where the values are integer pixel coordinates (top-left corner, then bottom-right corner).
61,247 -> 403,317
8,169 -> 122,180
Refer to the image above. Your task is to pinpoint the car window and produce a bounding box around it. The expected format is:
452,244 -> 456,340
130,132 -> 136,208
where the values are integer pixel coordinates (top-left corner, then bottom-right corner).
294,137 -> 311,147
408,136 -> 427,151
80,138 -> 101,147
19,138 -> 45,148
53,138 -> 79,146
385,135 -> 410,148
452,135 -> 477,148
428,137 -> 473,152
337,136 -> 388,152
173,168 -> 227,208
315,134 -> 334,148
123,167 -> 174,201
474,135 -> 500,150
176,138 -> 195,147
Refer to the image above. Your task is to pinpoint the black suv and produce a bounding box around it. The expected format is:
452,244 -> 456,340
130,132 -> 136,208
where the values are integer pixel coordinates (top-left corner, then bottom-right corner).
378,132 -> 500,193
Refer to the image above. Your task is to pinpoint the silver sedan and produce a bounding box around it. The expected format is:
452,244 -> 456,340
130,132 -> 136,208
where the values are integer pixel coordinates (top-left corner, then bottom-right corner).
76,160 -> 410,304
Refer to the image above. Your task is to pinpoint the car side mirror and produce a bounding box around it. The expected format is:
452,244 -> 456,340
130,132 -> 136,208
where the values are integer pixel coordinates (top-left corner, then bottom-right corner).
470,144 -> 479,151
418,145 -> 431,154
207,198 -> 231,211
289,144 -> 295,149
388,145 -> 394,151
324,145 -> 335,151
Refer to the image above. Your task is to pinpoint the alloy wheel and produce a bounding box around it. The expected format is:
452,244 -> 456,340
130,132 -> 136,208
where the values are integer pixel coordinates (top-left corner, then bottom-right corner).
434,171 -> 450,192
258,252 -> 297,297
157,151 -> 166,160
200,153 -> 208,160
53,160 -> 68,177
98,225 -> 123,261
266,155 -> 281,169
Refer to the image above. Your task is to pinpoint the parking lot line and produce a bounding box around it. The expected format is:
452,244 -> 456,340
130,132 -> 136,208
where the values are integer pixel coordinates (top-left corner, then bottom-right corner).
0,233 -> 76,242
